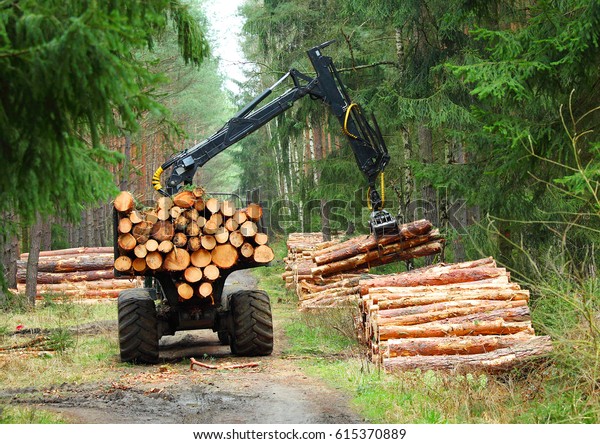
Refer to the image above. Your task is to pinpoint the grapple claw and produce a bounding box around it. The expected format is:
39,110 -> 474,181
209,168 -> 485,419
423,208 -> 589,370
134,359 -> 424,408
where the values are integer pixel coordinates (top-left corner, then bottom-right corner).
369,210 -> 400,238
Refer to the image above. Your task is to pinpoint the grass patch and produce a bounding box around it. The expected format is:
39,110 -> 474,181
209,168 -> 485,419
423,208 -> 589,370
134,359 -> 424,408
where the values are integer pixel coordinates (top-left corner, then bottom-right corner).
284,311 -> 357,356
0,404 -> 66,424
0,300 -> 120,388
296,355 -> 600,423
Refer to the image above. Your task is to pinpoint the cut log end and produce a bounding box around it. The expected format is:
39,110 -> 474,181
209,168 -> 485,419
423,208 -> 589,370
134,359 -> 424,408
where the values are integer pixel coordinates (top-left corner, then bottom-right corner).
254,245 -> 274,263
114,191 -> 135,213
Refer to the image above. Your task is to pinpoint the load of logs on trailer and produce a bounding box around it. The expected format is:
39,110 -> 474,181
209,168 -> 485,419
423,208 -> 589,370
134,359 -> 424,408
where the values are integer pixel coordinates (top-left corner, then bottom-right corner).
283,226 -> 552,372
113,189 -> 274,302
16,247 -> 139,299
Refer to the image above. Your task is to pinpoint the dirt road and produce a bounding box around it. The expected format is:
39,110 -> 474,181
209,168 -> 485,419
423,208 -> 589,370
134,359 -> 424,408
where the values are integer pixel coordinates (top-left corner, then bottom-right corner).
1,271 -> 363,424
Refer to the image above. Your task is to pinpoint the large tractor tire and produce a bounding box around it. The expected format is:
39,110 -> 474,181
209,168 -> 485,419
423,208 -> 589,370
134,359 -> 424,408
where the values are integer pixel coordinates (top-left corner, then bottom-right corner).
118,288 -> 159,364
229,290 -> 273,356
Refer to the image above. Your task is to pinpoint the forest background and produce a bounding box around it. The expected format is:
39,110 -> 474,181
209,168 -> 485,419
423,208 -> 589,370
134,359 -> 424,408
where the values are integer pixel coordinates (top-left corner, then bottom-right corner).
0,0 -> 599,422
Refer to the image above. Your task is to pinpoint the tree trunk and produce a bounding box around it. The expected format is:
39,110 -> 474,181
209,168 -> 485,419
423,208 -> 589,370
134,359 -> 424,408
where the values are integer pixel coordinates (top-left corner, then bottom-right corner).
418,125 -> 437,265
320,198 -> 331,242
25,214 -> 43,306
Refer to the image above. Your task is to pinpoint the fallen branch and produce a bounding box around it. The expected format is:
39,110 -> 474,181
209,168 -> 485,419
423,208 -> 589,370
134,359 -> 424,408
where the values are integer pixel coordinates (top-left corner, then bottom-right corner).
190,357 -> 259,371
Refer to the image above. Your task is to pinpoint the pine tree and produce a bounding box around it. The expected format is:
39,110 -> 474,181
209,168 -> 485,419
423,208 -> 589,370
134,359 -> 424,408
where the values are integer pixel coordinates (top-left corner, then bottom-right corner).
0,0 -> 208,299
0,0 -> 208,224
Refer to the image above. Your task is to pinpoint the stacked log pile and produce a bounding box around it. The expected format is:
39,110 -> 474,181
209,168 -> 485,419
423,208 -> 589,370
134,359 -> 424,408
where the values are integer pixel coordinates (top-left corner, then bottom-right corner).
284,220 -> 443,309
282,232 -> 344,291
359,257 -> 553,372
17,247 -> 139,299
113,190 -> 274,303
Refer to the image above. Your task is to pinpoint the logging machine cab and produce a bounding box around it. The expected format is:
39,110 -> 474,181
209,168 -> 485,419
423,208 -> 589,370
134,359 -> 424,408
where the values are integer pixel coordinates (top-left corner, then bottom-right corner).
115,40 -> 400,364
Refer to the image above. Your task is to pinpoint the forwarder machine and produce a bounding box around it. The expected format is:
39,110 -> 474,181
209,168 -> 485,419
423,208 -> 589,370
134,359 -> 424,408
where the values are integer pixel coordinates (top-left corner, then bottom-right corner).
115,40 -> 400,363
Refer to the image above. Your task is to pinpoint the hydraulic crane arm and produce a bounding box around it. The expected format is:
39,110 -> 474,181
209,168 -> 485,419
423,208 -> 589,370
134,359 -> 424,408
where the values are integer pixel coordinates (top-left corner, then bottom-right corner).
152,40 -> 398,236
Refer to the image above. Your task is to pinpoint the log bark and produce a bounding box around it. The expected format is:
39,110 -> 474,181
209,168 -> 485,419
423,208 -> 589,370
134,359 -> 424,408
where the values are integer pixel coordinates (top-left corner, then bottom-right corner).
19,279 -> 136,292
22,254 -> 115,273
29,289 -> 131,299
313,219 -> 433,265
312,240 -> 443,277
360,266 -> 506,294
383,334 -> 536,357
379,319 -> 534,340
383,336 -> 553,372
20,246 -> 113,259
17,268 -> 118,284
370,288 -> 528,310
377,300 -> 529,326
